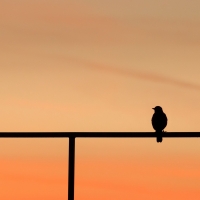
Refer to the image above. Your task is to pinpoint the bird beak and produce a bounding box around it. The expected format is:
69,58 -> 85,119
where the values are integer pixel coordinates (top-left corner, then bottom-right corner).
152,108 -> 155,110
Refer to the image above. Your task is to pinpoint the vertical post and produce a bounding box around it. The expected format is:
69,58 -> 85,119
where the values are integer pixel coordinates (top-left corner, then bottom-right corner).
68,137 -> 75,200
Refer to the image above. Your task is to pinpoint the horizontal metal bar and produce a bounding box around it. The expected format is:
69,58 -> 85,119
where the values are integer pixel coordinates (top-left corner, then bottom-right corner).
0,132 -> 199,138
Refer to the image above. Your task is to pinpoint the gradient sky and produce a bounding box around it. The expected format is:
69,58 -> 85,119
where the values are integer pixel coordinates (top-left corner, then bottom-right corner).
1,0 -> 200,199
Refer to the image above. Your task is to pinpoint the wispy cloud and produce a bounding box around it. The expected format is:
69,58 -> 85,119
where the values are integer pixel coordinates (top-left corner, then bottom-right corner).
65,56 -> 200,91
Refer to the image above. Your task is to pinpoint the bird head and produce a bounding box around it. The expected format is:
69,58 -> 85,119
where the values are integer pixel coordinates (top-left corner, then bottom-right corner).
152,106 -> 163,112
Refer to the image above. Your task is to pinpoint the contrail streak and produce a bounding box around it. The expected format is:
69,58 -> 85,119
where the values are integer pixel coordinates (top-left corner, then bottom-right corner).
66,56 -> 200,91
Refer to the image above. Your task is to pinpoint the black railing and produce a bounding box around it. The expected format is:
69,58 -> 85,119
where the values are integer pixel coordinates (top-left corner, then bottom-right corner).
1,132 -> 200,200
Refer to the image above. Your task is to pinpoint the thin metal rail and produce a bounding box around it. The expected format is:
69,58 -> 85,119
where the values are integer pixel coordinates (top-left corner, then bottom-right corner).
0,132 -> 200,137
1,132 -> 200,200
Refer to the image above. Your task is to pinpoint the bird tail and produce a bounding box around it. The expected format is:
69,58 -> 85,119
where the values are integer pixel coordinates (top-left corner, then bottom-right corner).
156,131 -> 162,143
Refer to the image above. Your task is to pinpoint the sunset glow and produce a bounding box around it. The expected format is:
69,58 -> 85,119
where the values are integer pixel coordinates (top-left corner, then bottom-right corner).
1,0 -> 200,199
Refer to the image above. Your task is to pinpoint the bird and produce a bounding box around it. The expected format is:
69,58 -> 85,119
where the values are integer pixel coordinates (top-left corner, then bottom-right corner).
151,106 -> 167,143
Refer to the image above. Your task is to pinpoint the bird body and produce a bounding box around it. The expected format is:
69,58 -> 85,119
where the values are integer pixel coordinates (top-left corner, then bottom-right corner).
151,106 -> 167,143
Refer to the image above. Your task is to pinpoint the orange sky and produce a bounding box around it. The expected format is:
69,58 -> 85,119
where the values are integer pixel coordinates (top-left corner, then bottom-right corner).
0,0 -> 200,199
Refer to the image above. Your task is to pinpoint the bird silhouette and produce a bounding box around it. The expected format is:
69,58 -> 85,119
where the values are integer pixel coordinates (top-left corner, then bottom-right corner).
151,106 -> 167,143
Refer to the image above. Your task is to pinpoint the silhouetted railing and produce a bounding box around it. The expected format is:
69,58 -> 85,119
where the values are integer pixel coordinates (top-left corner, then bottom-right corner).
0,132 -> 200,137
0,132 -> 200,200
